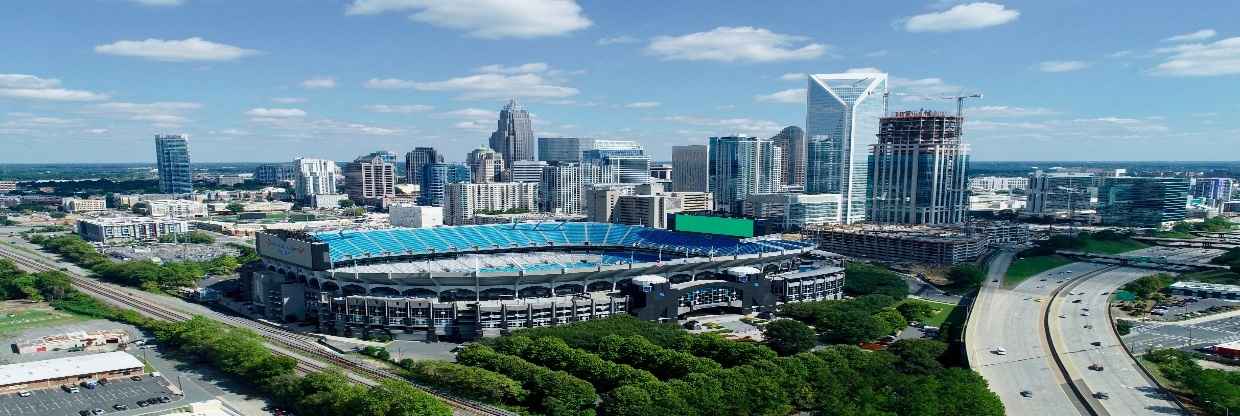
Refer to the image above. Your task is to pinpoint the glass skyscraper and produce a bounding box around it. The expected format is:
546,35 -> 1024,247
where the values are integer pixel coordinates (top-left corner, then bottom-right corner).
154,134 -> 192,194
489,99 -> 535,165
805,73 -> 887,223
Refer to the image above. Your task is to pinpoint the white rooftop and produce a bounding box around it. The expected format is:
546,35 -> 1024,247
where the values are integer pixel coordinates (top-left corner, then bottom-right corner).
0,351 -> 143,386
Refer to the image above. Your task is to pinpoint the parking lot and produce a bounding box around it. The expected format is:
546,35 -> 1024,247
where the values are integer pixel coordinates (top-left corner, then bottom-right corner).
0,376 -> 178,416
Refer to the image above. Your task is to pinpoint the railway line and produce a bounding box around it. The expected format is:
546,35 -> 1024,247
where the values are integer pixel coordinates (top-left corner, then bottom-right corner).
0,244 -> 514,416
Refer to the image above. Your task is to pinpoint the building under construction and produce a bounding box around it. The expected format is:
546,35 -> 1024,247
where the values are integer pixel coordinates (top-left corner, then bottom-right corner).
867,111 -> 969,225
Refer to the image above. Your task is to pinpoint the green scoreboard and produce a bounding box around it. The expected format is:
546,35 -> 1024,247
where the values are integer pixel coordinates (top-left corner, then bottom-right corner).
672,214 -> 755,238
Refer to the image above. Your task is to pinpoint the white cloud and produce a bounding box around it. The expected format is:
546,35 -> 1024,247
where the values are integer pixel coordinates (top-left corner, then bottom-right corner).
475,62 -> 549,74
663,115 -> 781,136
364,78 -> 418,89
271,97 -> 306,104
89,101 -> 201,124
363,104 -> 435,113
246,108 -> 307,118
345,0 -> 591,39
1038,60 -> 1090,72
903,2 -> 1019,32
128,0 -> 184,5
1164,29 -> 1216,43
0,74 -> 61,89
0,88 -> 108,102
1151,37 -> 1240,76
647,26 -> 826,63
754,89 -> 805,104
301,77 -> 336,89
410,73 -> 577,100
779,73 -> 805,81
624,101 -> 660,108
968,105 -> 1057,117
94,37 -> 259,62
597,35 -> 639,46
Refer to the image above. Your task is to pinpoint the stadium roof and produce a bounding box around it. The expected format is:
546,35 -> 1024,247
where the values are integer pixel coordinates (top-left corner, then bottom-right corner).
0,351 -> 143,387
313,222 -> 812,263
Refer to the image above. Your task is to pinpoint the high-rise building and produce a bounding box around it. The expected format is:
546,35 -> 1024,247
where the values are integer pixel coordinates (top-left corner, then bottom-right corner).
538,137 -> 596,163
154,134 -> 192,194
707,136 -> 778,214
583,140 -> 650,184
253,163 -> 295,185
405,147 -> 443,185
672,145 -> 708,193
867,111 -> 970,225
771,126 -> 806,187
1191,178 -> 1235,207
294,158 -> 340,202
418,163 -> 471,206
1098,177 -> 1190,228
444,182 -> 539,225
489,99 -> 535,166
466,148 -> 505,184
1025,171 -> 1100,217
345,154 -> 396,205
805,73 -> 887,223
507,160 -> 547,183
540,162 -> 584,214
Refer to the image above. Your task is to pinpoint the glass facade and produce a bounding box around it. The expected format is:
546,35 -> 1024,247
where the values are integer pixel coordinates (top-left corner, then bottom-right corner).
805,73 -> 887,223
155,134 -> 192,194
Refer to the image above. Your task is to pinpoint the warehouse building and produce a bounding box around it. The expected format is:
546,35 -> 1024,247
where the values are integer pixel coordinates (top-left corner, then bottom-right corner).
0,351 -> 144,393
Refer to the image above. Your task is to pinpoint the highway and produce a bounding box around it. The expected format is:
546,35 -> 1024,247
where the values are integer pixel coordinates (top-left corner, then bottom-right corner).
1049,267 -> 1184,416
967,249 -> 1109,416
0,240 -> 513,416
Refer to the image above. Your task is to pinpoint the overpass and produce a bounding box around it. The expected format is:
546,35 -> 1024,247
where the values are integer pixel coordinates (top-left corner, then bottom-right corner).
1056,250 -> 1230,272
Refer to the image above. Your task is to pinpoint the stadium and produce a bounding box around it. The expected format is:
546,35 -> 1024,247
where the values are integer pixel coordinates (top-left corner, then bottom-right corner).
249,221 -> 844,340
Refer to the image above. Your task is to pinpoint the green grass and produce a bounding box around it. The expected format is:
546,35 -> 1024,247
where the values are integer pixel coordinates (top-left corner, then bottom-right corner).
0,309 -> 85,335
1005,255 -> 1074,287
898,298 -> 960,328
1078,238 -> 1149,254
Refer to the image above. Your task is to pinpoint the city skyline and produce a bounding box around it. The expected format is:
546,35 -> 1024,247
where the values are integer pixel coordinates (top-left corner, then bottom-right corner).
2,1 -> 1240,163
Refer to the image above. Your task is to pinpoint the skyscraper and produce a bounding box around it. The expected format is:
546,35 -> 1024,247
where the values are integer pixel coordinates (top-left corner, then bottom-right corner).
405,147 -> 443,185
805,73 -> 887,223
538,137 -> 596,163
154,134 -> 192,194
345,154 -> 396,205
672,145 -> 708,193
708,136 -> 778,214
466,147 -> 505,183
867,111 -> 969,225
419,163 -> 471,206
293,158 -> 340,201
489,99 -> 535,166
770,126 -> 806,187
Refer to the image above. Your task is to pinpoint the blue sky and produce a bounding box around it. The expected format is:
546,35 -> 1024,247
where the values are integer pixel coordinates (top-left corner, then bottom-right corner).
2,0 -> 1238,163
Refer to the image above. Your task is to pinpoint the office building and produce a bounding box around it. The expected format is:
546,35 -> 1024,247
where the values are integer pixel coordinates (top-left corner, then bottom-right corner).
155,134 -> 192,194
867,111 -> 969,225
60,198 -> 106,213
771,126 -> 806,187
650,164 -> 672,181
388,205 -> 443,228
444,182 -> 539,225
707,136 -> 778,214
344,154 -> 396,205
141,199 -> 208,218
969,176 -> 1029,192
1098,176 -> 1190,228
1191,178 -> 1234,207
538,137 -> 596,163
254,163 -> 295,185
489,99 -> 535,166
76,217 -> 189,243
1025,171 -> 1100,217
294,158 -> 340,202
805,73 -> 887,223
466,148 -> 505,184
672,145 -> 708,193
744,193 -> 843,230
541,162 -> 584,214
405,147 -> 443,186
418,163 -> 471,207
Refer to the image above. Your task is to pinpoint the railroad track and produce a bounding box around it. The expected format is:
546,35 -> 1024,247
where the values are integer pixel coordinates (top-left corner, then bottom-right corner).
0,245 -> 513,416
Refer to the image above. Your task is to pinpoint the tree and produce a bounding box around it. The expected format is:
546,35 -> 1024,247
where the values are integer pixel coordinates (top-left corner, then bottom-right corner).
763,319 -> 817,356
225,202 -> 246,213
